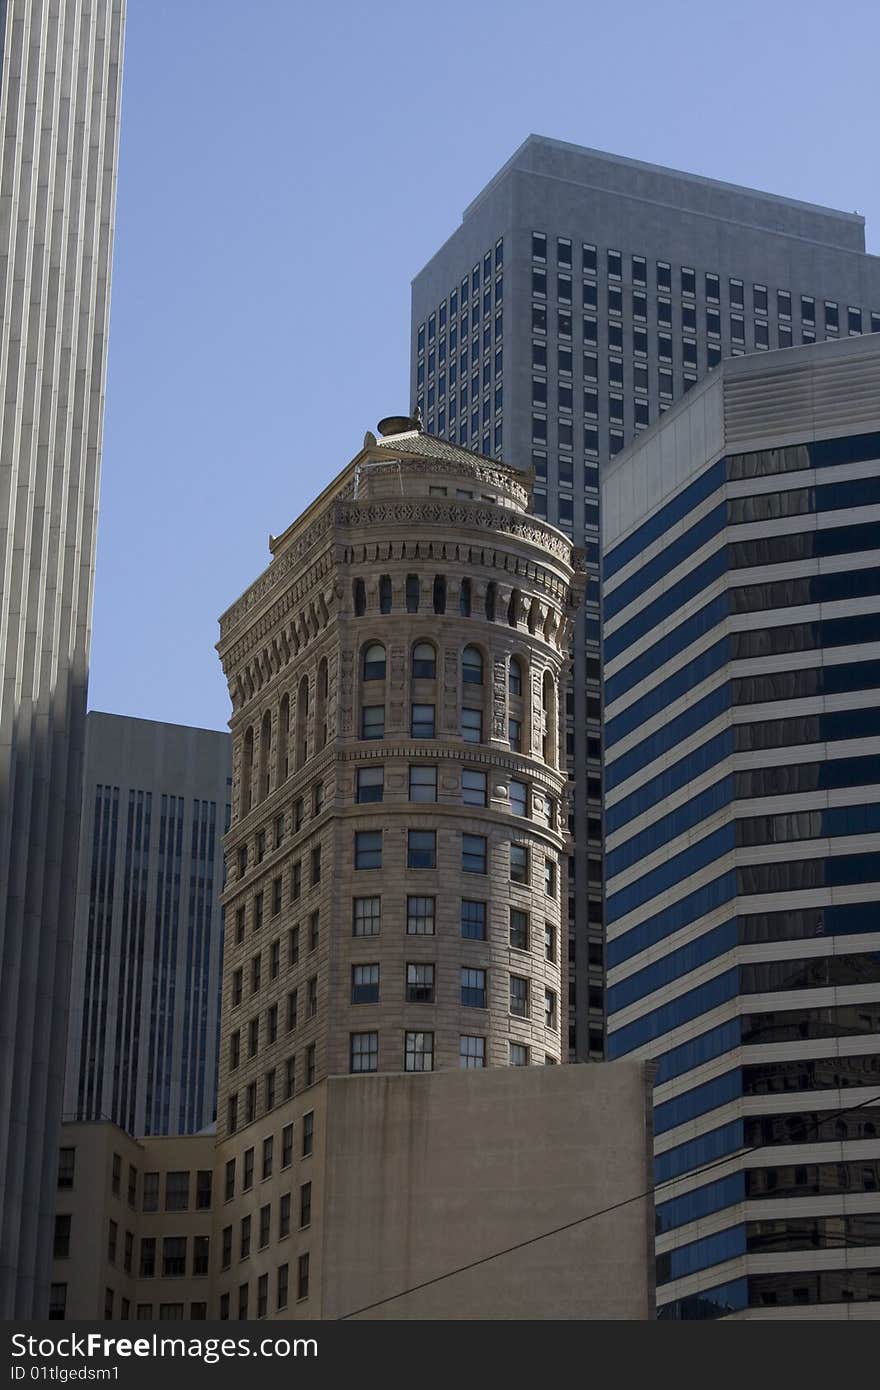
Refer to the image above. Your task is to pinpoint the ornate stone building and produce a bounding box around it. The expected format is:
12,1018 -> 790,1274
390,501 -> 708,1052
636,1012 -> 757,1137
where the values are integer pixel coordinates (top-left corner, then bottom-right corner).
216,414 -> 586,1119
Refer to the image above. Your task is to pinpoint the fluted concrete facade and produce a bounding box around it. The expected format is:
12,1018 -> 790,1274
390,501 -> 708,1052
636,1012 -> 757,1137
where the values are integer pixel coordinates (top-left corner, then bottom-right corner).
0,0 -> 125,1316
64,713 -> 231,1138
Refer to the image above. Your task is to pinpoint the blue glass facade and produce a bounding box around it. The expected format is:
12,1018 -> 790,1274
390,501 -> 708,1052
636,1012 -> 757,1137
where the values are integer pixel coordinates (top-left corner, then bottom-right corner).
603,407 -> 880,1318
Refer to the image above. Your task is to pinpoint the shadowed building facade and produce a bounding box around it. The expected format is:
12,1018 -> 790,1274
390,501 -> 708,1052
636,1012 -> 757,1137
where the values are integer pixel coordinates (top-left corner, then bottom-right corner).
0,0 -> 125,1316
64,713 -> 231,1138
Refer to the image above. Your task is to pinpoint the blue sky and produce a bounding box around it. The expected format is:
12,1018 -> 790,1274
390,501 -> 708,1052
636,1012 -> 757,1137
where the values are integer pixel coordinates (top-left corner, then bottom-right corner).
91,0 -> 880,732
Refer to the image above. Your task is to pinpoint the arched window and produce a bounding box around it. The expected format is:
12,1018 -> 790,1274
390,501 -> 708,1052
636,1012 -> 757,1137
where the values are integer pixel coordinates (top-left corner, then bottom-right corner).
459,577 -> 472,617
296,675 -> 309,769
353,578 -> 366,616
542,670 -> 557,767
507,588 -> 521,627
484,582 -> 496,622
509,656 -> 524,697
241,726 -> 254,816
462,646 -> 483,685
259,709 -> 272,800
433,575 -> 446,614
379,575 -> 392,614
276,694 -> 290,784
406,575 -> 420,613
363,642 -> 386,680
315,658 -> 328,751
412,642 -> 436,679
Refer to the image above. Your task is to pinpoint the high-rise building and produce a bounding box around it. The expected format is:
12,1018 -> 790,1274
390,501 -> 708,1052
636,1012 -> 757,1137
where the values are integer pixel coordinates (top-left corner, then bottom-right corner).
410,134 -> 880,1063
0,1 -> 125,1316
64,713 -> 231,1137
602,335 -> 880,1319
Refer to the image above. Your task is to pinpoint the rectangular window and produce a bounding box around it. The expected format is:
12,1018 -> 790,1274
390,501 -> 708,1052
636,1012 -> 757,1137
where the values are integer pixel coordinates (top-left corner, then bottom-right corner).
406,895 -> 435,935
302,1112 -> 314,1157
282,1124 -> 293,1168
142,1173 -> 160,1216
350,1032 -> 378,1073
462,708 -> 482,743
253,891 -> 264,931
411,704 -> 435,738
308,909 -> 319,951
162,1236 -> 186,1278
356,767 -> 384,803
406,962 -> 435,1004
544,858 -> 556,895
460,1035 -> 486,1068
276,1263 -> 289,1313
139,1238 -> 156,1278
509,1042 -> 529,1066
164,1171 -> 189,1212
224,1159 -> 235,1203
291,860 -> 302,900
461,968 -> 487,1008
753,284 -> 768,313
221,1226 -> 232,1270
240,1216 -> 251,1260
262,1135 -> 274,1180
462,834 -> 487,874
407,829 -> 436,869
272,878 -> 282,915
461,769 -> 487,806
235,907 -> 245,943
355,831 -> 382,869
461,899 -> 486,939
351,963 -> 380,1004
259,1204 -> 271,1250
238,1285 -> 249,1320
251,954 -> 261,993
298,1253 -> 310,1301
510,844 -> 529,883
270,939 -> 280,978
295,1181 -> 311,1232
545,989 -> 557,1030
409,765 -> 437,802
508,780 -> 528,817
353,896 -> 380,936
825,300 -> 839,330
509,975 -> 529,1017
288,925 -> 299,965
307,976 -> 317,1017
544,922 -> 556,961
285,988 -> 297,1032
279,1191 -> 292,1238
509,908 -> 529,951
286,1054 -> 296,1098
361,705 -> 384,740
405,1031 -> 434,1072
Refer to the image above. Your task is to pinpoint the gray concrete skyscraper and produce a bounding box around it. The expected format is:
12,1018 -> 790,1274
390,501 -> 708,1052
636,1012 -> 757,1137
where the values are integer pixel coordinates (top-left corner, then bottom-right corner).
411,135 -> 880,1063
64,714 -> 231,1139
0,2 -> 125,1316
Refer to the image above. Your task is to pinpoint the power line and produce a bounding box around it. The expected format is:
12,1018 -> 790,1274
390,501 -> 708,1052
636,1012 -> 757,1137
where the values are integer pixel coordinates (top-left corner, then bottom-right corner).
337,1088 -> 880,1319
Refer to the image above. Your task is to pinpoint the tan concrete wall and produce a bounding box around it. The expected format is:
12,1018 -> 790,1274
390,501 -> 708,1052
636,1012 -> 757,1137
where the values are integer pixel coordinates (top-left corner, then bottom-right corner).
319,1063 -> 654,1319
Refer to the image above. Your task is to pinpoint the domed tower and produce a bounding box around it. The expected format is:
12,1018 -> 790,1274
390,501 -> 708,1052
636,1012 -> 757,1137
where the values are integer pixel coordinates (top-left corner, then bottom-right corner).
216,417 -> 584,1141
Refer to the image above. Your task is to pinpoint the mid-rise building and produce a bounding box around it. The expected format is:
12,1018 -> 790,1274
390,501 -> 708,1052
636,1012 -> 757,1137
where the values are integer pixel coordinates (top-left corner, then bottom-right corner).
0,0 -> 126,1316
50,1122 -> 215,1322
411,134 -> 880,1062
64,713 -> 231,1136
602,335 -> 880,1318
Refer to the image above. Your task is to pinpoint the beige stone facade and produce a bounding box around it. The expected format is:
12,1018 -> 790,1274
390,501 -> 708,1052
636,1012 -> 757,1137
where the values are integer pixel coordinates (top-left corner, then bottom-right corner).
215,419 -> 585,1134
51,1124 -> 215,1321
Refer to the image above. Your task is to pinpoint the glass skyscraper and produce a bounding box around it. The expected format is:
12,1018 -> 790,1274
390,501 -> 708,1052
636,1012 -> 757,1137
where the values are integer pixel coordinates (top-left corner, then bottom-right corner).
602,335 -> 880,1318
